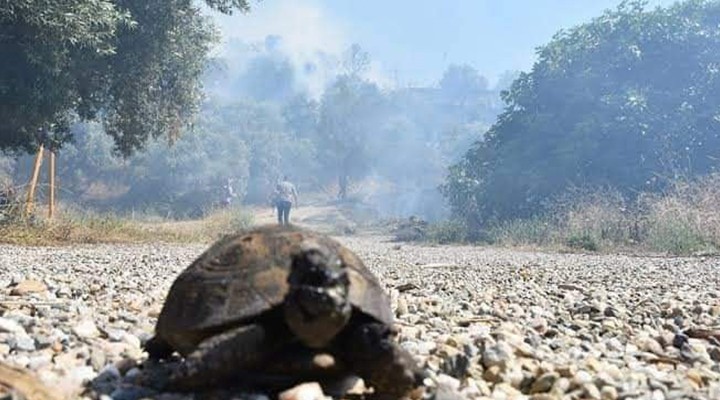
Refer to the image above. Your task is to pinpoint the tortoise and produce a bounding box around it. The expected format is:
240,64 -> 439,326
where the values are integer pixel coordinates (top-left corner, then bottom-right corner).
144,224 -> 427,398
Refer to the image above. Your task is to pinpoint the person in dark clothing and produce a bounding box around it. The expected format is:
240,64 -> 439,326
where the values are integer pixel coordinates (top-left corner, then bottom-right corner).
272,176 -> 298,225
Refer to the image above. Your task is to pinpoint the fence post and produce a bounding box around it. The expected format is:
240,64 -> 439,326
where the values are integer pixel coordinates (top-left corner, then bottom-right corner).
48,150 -> 55,219
24,144 -> 44,217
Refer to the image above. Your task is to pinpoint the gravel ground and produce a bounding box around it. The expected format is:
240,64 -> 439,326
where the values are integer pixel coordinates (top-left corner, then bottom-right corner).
0,233 -> 719,400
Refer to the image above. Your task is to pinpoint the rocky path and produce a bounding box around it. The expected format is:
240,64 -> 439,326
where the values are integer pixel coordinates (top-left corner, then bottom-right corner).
0,233 -> 719,399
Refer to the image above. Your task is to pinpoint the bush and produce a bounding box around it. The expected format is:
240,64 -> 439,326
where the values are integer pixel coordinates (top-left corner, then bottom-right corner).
202,205 -> 255,239
444,1 -> 720,225
640,175 -> 720,254
436,175 -> 720,255
482,217 -> 555,247
426,220 -> 469,244
645,217 -> 709,255
565,234 -> 599,252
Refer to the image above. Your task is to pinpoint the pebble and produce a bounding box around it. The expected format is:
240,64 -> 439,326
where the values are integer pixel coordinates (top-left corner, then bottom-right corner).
9,334 -> 36,352
10,279 -> 47,295
73,319 -> 100,339
0,317 -> 26,334
0,236 -> 718,399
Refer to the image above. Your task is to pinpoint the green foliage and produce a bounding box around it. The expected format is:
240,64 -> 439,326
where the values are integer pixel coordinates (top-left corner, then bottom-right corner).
426,220 -> 469,244
204,205 -> 255,239
551,186 -> 640,245
640,174 -> 720,254
0,0 -> 249,156
482,217 -> 555,247
440,64 -> 489,104
444,0 -> 720,226
241,52 -> 296,102
565,234 -> 599,252
317,74 -> 387,199
646,218 -> 709,255
5,30 -> 505,221
444,175 -> 720,255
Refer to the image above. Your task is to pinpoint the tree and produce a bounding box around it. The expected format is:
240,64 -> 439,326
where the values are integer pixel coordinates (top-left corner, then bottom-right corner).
444,0 -> 720,227
341,43 -> 371,77
317,75 -> 386,200
439,64 -> 489,105
241,54 -> 296,102
494,70 -> 521,92
0,0 -> 250,156
282,94 -> 319,140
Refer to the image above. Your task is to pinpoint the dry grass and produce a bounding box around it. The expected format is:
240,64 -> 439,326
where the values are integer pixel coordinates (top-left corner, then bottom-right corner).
0,203 -> 254,246
477,175 -> 720,255
640,175 -> 720,254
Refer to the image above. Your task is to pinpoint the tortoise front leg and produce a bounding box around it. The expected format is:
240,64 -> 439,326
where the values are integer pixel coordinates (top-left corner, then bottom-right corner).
144,335 -> 175,360
166,324 -> 289,391
339,322 -> 428,399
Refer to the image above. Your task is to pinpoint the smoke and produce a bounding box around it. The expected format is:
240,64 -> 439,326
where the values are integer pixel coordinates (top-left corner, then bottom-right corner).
0,1 -> 504,221
209,0 -> 391,98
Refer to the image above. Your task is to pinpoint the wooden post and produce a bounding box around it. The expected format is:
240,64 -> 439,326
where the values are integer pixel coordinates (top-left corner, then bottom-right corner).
48,150 -> 55,219
25,144 -> 44,217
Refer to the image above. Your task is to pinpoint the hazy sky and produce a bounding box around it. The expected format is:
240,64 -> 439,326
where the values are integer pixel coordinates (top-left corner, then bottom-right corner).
213,0 -> 676,87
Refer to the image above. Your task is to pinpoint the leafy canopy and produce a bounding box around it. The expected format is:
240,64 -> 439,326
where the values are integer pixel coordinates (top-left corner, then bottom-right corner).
0,0 -> 250,156
444,0 -> 720,226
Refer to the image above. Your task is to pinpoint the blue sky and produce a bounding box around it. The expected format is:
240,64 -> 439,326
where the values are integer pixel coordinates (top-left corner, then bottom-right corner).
214,0 -> 676,87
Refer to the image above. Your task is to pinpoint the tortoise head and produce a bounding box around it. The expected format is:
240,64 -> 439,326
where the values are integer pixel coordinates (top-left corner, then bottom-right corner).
283,241 -> 352,348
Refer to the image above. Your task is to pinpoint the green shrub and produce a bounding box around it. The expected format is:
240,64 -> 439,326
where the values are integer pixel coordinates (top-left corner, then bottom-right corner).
565,234 -> 599,251
645,218 -> 710,255
426,220 -> 469,244
483,217 -> 554,247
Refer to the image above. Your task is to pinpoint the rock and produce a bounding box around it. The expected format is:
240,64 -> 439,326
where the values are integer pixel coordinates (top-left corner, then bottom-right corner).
2,228 -> 720,400
69,365 -> 96,386
397,297 -> 409,316
55,286 -> 72,298
531,372 -> 560,394
122,332 -> 141,349
103,328 -> 125,342
91,350 -> 107,371
97,364 -> 122,381
27,353 -> 52,370
435,376 -> 465,400
0,317 -> 26,334
417,341 -> 436,355
35,335 -> 53,350
573,370 -> 593,387
279,382 -> 329,400
672,333 -> 689,349
10,279 -> 47,295
600,385 -> 618,400
482,342 -> 514,369
73,319 -> 100,339
551,377 -> 571,395
582,383 -> 602,399
109,386 -> 157,400
9,334 -> 36,352
483,365 -> 503,383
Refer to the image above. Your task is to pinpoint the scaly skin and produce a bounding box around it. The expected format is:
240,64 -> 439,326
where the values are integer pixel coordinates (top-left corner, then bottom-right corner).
166,324 -> 289,391
340,322 -> 428,399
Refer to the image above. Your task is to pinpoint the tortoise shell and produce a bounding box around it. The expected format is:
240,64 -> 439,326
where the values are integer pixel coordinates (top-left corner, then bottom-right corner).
155,224 -> 393,355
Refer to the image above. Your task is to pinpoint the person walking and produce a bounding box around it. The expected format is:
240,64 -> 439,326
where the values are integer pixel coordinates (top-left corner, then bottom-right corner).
273,176 -> 298,225
221,178 -> 236,208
